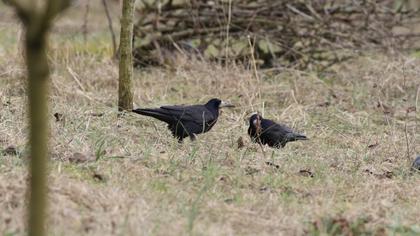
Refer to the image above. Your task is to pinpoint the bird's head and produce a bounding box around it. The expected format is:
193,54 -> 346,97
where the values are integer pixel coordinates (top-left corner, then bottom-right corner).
206,98 -> 235,110
249,113 -> 262,133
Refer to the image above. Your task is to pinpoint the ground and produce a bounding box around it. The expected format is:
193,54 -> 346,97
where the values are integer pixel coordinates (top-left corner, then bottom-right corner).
0,1 -> 419,236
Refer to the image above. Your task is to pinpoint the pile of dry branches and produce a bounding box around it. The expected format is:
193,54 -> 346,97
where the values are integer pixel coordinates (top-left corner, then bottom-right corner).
133,0 -> 420,70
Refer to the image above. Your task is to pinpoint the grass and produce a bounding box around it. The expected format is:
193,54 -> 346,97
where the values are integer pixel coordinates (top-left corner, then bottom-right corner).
0,1 -> 419,235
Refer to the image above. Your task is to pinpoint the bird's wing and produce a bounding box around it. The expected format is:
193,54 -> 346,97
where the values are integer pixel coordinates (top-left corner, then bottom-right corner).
160,105 -> 216,124
261,119 -> 293,136
262,120 -> 307,141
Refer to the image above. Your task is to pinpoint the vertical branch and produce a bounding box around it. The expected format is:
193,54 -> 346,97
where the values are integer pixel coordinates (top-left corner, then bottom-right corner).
404,112 -> 411,162
247,35 -> 262,106
224,0 -> 232,68
118,0 -> 135,111
102,0 -> 117,57
82,0 -> 90,43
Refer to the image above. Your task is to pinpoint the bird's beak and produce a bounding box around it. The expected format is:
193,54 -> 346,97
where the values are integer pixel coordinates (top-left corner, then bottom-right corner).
219,101 -> 235,108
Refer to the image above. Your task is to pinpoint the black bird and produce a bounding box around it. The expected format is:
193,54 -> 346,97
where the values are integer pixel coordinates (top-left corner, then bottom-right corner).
412,155 -> 420,171
248,113 -> 308,148
133,98 -> 234,141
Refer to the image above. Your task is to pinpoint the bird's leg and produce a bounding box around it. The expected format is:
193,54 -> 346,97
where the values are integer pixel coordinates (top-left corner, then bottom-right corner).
270,150 -> 275,163
189,133 -> 197,141
254,115 -> 266,157
258,142 -> 266,158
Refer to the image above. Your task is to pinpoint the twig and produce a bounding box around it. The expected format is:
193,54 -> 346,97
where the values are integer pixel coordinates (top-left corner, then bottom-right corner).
82,0 -> 90,43
247,35 -> 261,103
67,66 -> 85,91
102,0 -> 117,57
225,0 -> 232,68
258,142 -> 266,158
404,112 -> 411,162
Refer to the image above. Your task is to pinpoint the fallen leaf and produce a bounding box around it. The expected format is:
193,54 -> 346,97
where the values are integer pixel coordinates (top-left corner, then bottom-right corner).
82,217 -> 95,232
224,198 -> 234,204
329,162 -> 339,169
331,218 -> 351,234
376,101 -> 394,115
299,169 -> 314,178
310,217 -> 369,236
237,136 -> 245,149
69,152 -> 89,163
265,161 -> 280,169
367,142 -> 379,149
383,158 -> 393,163
364,167 -> 393,179
222,157 -> 235,167
363,168 -> 374,175
245,166 -> 259,175
317,101 -> 330,107
3,146 -> 18,156
219,176 -> 228,182
382,171 -> 393,179
154,169 -> 170,177
53,112 -> 64,122
92,172 -> 106,182
259,186 -> 269,192
406,106 -> 416,113
90,113 -> 104,117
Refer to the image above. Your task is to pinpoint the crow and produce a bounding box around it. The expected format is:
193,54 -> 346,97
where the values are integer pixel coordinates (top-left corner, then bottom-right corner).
248,113 -> 308,148
133,98 -> 234,141
412,155 -> 420,171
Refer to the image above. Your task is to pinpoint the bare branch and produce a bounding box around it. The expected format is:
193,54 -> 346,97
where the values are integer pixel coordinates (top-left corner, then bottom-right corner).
21,0 -> 70,37
4,0 -> 32,24
133,0 -> 420,70
102,0 -> 117,57
46,0 -> 71,16
41,0 -> 71,28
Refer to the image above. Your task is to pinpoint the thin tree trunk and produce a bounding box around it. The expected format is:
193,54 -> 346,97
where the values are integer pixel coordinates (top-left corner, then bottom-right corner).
5,1 -> 70,235
118,0 -> 135,111
26,31 -> 50,236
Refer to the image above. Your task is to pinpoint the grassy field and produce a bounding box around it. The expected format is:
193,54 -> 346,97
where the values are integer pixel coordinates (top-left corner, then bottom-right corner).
0,1 -> 419,235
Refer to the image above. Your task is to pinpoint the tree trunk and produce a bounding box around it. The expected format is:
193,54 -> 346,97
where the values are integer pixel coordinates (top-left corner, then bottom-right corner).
118,0 -> 135,111
26,31 -> 50,236
6,1 -> 70,235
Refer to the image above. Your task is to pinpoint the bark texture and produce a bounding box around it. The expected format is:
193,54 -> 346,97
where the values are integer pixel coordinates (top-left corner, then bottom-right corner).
118,0 -> 135,111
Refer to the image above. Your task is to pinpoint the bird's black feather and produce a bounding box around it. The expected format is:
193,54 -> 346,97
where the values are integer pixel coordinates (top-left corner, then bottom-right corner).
133,98 -> 222,141
248,114 -> 308,148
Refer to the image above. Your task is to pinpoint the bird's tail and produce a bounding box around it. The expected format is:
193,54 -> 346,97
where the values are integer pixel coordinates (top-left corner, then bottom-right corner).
132,108 -> 172,123
287,133 -> 308,141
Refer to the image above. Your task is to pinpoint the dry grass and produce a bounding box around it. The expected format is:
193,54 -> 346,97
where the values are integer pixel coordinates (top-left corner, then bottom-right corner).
0,1 -> 419,235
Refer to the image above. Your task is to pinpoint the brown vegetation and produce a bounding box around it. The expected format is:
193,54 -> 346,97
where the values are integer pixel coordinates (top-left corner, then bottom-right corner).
133,0 -> 420,70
